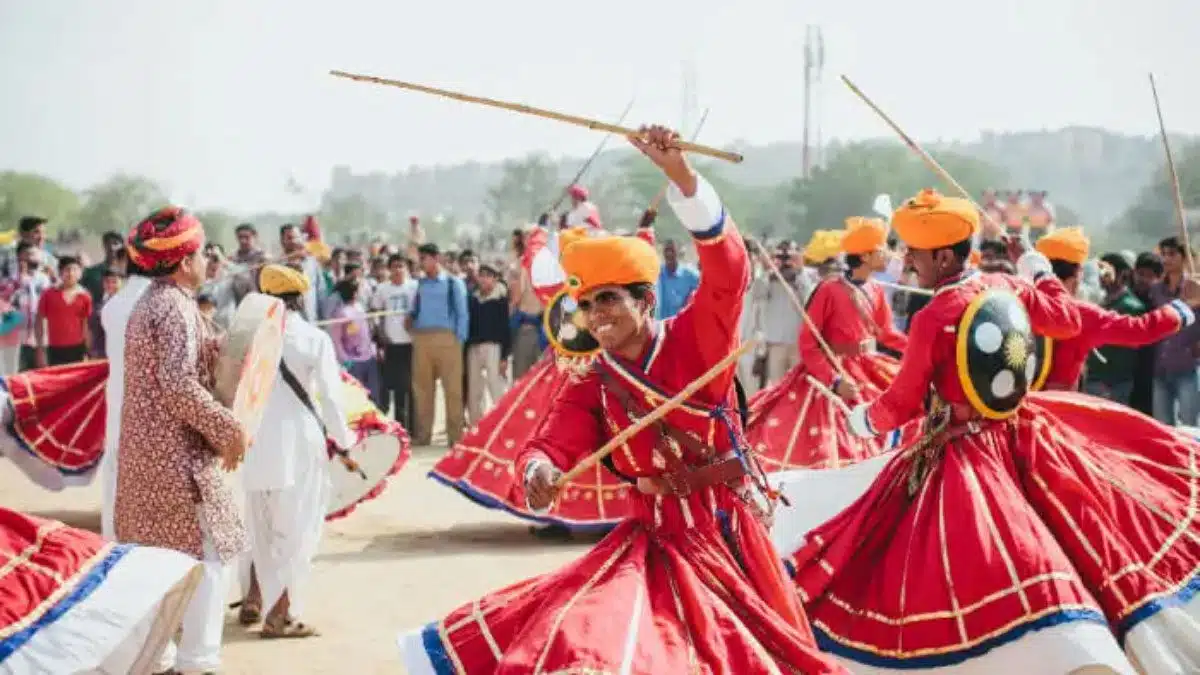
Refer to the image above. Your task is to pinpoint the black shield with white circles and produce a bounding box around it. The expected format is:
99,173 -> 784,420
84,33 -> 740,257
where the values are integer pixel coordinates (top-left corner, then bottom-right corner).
543,288 -> 601,357
955,289 -> 1039,420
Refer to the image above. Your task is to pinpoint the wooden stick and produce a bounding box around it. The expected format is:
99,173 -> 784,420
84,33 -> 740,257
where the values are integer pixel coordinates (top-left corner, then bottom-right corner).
875,279 -> 933,297
757,251 -> 851,382
315,308 -> 405,326
553,340 -> 755,488
840,75 -> 1001,233
330,70 -> 743,164
648,108 -> 712,212
547,96 -> 637,215
1148,73 -> 1195,274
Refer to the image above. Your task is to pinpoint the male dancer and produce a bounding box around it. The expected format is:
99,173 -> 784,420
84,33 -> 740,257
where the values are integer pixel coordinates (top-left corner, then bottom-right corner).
787,190 -> 1200,672
1032,226 -> 1200,391
115,207 -> 250,675
401,126 -> 844,674
747,216 -> 911,470
239,264 -> 355,638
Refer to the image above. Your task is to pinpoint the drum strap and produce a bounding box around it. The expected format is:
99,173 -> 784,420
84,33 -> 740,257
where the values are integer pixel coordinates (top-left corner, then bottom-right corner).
279,361 -> 365,477
278,360 -> 327,437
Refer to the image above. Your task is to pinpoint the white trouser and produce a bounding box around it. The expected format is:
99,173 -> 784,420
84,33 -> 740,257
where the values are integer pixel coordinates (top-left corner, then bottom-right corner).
100,443 -> 118,540
765,342 -> 798,385
157,513 -> 230,674
245,450 -> 329,619
466,342 -> 508,424
737,352 -> 761,397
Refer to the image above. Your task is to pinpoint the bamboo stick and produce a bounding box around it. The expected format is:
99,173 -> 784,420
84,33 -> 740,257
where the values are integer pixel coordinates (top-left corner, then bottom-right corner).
330,70 -> 743,163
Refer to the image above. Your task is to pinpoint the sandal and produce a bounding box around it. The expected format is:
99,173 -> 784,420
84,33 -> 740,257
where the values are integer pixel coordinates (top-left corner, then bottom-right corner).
233,599 -> 262,626
261,618 -> 319,639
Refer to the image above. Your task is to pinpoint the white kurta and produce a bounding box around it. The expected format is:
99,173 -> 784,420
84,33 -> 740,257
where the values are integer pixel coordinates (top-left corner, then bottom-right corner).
242,312 -> 353,617
99,275 -> 151,541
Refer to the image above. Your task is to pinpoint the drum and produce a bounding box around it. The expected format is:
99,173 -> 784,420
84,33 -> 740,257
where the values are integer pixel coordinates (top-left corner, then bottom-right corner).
214,293 -> 285,438
325,371 -> 411,521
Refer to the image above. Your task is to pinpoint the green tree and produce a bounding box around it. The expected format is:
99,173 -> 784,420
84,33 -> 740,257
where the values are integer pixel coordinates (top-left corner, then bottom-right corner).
485,153 -> 560,225
318,193 -> 390,244
76,173 -> 167,236
193,209 -> 241,252
0,172 -> 81,231
787,142 -> 1009,243
1106,142 -> 1200,251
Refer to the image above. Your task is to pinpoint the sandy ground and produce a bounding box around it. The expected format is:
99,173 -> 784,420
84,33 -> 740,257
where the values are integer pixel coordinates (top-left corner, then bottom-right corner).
3,442 -> 604,674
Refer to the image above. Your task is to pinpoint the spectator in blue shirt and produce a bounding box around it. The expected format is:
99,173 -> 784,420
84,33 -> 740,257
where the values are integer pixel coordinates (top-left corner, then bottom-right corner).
656,239 -> 700,319
408,243 -> 469,446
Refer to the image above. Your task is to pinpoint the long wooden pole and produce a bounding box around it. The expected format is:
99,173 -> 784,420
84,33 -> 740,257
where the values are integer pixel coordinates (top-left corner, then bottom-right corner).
647,108 -> 711,212
840,75 -> 1002,234
554,340 -> 755,488
546,96 -> 637,215
1148,73 -> 1194,274
330,70 -> 743,163
757,251 -> 851,381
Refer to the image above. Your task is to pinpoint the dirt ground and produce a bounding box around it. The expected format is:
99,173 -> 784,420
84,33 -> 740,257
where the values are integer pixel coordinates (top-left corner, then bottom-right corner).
3,444 -> 602,674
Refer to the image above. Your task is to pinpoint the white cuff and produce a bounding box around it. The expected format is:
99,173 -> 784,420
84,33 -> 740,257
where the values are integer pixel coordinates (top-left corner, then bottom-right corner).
666,173 -> 725,235
1168,298 -> 1196,328
848,403 -> 876,439
523,457 -> 552,515
1016,251 -> 1052,281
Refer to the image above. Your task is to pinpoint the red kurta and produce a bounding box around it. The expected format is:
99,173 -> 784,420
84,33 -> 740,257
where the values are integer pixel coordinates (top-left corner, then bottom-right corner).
788,270 -> 1200,669
429,350 -> 633,529
1041,296 -> 1189,390
406,200 -> 843,674
747,277 -> 917,469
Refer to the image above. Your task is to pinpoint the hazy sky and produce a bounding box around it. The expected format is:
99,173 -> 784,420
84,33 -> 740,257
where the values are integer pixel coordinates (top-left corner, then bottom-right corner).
2,0 -> 1197,212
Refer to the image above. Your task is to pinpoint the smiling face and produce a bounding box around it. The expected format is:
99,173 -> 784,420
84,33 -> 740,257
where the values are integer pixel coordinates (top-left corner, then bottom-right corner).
576,284 -> 653,354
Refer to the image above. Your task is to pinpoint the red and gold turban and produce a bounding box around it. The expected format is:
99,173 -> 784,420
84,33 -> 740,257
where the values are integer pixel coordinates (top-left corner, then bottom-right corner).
891,189 -> 978,250
560,235 -> 660,300
126,206 -> 205,274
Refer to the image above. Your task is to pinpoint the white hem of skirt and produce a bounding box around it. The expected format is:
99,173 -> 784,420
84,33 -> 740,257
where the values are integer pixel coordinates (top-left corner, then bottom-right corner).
397,629 -> 439,675
0,545 -> 201,675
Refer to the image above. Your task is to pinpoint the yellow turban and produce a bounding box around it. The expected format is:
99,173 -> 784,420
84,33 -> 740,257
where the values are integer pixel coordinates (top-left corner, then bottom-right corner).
1035,226 -> 1089,265
841,217 -> 888,255
306,239 -> 332,262
804,230 -> 844,264
561,235 -> 660,300
891,189 -> 979,250
259,264 -> 311,296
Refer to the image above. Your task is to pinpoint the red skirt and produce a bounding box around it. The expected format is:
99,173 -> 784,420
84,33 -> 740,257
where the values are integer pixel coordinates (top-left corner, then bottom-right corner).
787,397 -> 1200,669
0,507 -> 200,673
429,352 -> 632,530
747,354 -> 917,470
400,486 -> 847,674
1,361 -> 109,478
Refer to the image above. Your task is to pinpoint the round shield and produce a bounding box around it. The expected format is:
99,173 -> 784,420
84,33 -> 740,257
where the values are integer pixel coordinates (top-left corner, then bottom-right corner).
543,288 -> 600,357
1030,335 -> 1053,391
955,289 -> 1039,419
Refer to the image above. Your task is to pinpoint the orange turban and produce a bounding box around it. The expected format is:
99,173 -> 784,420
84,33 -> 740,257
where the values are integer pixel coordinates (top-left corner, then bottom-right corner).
557,226 -> 593,261
1035,226 -> 1089,265
891,189 -> 978,250
841,217 -> 888,255
126,206 -> 205,274
561,235 -> 660,300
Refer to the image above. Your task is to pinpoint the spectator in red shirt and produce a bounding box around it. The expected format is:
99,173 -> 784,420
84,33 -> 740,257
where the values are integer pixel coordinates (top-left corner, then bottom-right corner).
35,256 -> 92,367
